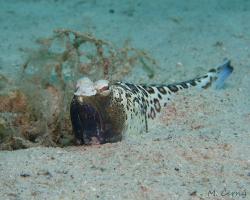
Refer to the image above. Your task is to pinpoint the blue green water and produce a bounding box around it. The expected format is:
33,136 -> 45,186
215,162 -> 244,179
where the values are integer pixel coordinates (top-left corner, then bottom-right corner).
0,0 -> 249,80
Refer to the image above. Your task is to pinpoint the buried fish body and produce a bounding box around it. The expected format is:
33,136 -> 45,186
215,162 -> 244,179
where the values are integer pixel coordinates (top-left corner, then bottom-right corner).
70,59 -> 233,145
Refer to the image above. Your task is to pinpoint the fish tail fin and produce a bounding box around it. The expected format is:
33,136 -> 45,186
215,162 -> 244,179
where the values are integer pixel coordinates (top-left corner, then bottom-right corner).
213,59 -> 234,89
183,59 -> 234,90
196,58 -> 234,89
162,59 -> 234,93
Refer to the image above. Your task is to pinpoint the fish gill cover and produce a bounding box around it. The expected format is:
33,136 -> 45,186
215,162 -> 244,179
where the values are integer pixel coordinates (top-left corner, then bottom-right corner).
0,29 -> 157,150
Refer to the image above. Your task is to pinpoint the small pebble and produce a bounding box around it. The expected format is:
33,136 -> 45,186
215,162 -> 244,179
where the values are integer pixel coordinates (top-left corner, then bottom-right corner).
37,170 -> 52,178
109,9 -> 115,14
20,173 -> 31,177
190,191 -> 197,196
176,62 -> 183,67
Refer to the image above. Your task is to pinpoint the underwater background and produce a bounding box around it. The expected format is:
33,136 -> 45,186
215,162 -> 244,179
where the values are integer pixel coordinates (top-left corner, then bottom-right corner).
0,0 -> 249,199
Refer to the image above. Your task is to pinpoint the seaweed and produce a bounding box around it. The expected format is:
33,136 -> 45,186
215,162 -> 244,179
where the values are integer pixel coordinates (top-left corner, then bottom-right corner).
0,29 -> 158,150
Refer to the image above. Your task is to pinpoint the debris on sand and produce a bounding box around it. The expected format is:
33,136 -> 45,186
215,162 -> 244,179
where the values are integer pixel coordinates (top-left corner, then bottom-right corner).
0,29 -> 158,150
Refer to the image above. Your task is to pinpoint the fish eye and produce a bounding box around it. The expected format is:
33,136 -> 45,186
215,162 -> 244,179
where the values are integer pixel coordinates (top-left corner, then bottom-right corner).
95,80 -> 110,96
74,77 -> 97,96
100,86 -> 109,92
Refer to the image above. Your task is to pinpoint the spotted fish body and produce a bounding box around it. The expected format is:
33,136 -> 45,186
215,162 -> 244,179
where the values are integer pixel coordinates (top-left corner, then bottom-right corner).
70,60 -> 233,145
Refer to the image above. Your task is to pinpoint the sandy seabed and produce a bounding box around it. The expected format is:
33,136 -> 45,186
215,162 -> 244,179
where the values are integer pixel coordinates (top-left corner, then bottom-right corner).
0,0 -> 250,199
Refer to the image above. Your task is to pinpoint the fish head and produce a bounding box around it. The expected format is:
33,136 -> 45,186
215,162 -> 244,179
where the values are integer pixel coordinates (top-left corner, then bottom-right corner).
70,77 -> 123,145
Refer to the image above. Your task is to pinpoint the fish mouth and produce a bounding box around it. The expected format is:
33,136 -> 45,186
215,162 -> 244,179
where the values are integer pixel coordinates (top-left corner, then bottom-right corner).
70,98 -> 104,145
